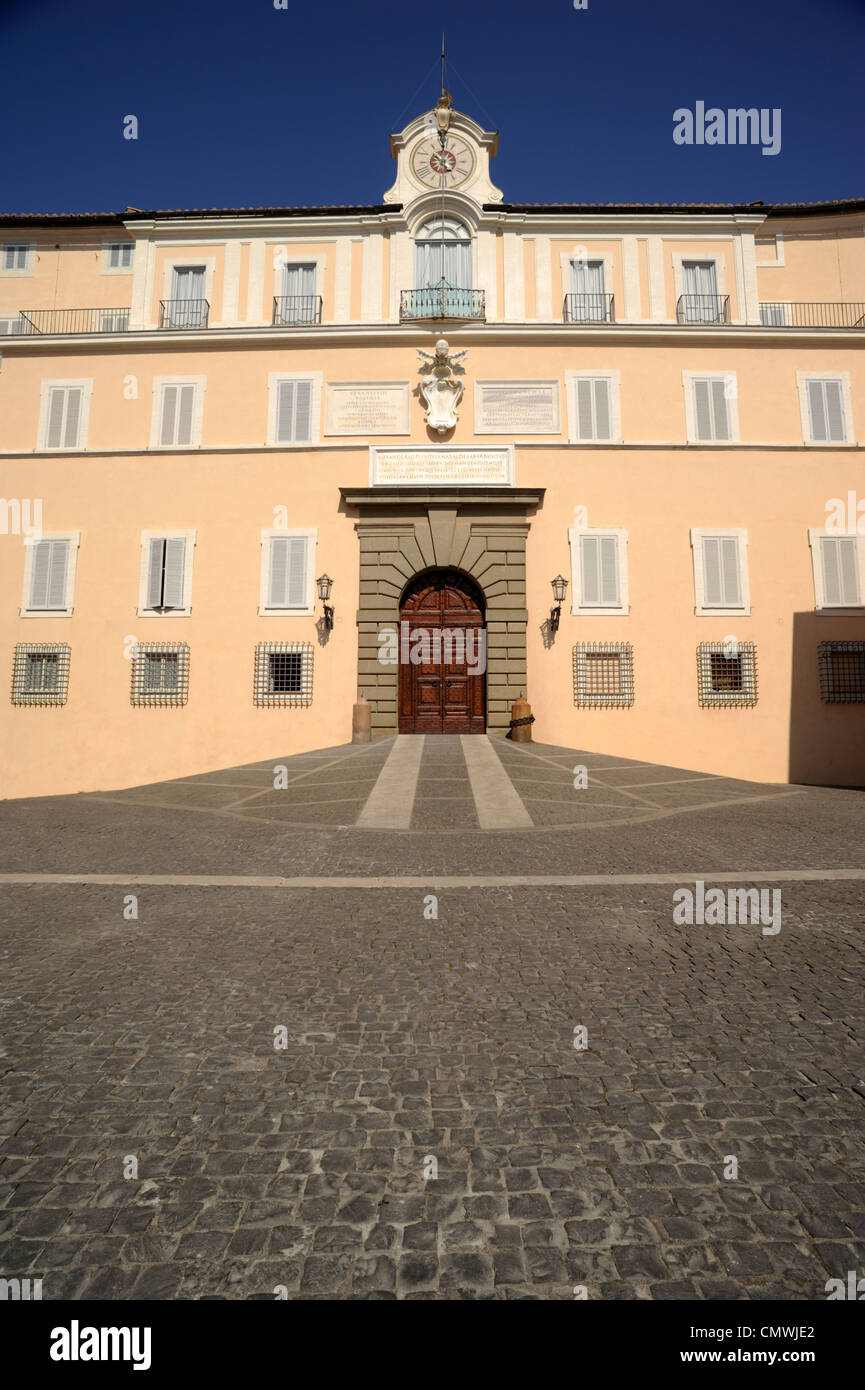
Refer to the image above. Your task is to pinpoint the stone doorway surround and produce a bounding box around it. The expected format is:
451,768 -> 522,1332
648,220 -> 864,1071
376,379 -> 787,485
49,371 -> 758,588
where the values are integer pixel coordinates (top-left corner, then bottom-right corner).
340,487 -> 544,736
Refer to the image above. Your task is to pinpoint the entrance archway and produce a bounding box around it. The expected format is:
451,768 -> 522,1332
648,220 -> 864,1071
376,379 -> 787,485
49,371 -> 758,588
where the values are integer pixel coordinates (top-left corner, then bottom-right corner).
398,569 -> 486,734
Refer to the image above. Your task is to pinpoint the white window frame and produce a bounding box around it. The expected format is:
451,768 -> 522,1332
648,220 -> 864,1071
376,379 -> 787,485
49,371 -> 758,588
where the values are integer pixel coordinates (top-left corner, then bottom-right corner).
150,376 -> 206,449
568,526 -> 629,615
758,301 -> 792,326
0,314 -> 27,336
682,371 -> 739,444
266,371 -> 322,447
101,240 -> 135,273
796,372 -> 854,446
559,251 -> 613,318
1,242 -> 35,276
258,527 -> 317,616
137,530 -> 197,616
808,529 -> 864,612
564,369 -> 621,444
20,531 -> 80,617
37,379 -> 93,451
690,528 -> 751,616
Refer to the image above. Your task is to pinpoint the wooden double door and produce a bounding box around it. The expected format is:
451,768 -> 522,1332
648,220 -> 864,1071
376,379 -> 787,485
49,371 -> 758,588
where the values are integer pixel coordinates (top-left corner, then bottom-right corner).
398,570 -> 486,734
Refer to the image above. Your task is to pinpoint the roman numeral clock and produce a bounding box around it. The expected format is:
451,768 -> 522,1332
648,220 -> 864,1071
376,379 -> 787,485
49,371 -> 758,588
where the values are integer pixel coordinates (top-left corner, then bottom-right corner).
410,133 -> 475,189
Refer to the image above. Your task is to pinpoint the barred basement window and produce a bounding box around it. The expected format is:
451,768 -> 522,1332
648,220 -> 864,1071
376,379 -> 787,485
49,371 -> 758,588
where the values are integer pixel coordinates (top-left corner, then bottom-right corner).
131,642 -> 189,706
697,641 -> 757,707
818,641 -> 865,703
572,642 -> 634,708
254,642 -> 313,707
11,644 -> 70,706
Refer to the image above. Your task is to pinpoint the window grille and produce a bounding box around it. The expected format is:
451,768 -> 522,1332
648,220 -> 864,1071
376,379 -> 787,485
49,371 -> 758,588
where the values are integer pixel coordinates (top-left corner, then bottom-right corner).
131,642 -> 189,706
254,642 -> 313,707
573,642 -> 633,708
818,641 -> 865,703
12,643 -> 70,706
697,641 -> 757,707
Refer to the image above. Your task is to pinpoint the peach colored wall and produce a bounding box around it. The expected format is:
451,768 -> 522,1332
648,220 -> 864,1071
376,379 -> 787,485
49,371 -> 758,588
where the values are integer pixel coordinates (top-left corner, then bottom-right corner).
1,334 -> 864,798
1,342 -> 861,454
756,219 -> 865,304
523,238 -> 536,319
0,235 -> 134,316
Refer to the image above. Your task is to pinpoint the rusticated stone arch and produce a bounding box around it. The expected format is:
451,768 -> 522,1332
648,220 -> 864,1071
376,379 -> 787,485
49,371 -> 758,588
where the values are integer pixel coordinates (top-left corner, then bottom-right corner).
342,487 -> 544,735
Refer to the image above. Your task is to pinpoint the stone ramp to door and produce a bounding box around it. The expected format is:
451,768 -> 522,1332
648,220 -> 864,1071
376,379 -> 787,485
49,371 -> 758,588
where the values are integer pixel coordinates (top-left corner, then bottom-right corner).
80,735 -> 797,832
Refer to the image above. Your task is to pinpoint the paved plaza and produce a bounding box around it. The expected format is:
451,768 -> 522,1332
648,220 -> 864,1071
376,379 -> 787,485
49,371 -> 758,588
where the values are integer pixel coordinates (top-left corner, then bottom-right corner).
0,736 -> 864,1299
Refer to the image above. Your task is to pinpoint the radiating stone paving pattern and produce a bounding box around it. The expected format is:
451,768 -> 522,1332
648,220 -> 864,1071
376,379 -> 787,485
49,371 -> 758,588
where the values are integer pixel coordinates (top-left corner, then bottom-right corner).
1,876 -> 863,1300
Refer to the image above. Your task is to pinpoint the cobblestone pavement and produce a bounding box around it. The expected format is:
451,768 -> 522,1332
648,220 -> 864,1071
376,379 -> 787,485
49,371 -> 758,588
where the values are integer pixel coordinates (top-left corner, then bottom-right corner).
0,740 -> 863,1299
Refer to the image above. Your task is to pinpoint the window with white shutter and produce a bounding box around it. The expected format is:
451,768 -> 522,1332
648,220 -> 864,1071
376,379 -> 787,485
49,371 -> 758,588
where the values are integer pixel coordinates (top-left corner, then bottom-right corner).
809,531 -> 862,609
22,534 -> 79,615
259,529 -> 316,614
570,529 -> 628,614
160,384 -> 195,446
691,378 -> 731,442
42,384 -> 86,449
140,535 -> 193,613
566,373 -> 619,443
691,530 -> 749,614
267,373 -> 320,446
275,379 -> 313,443
805,378 -> 847,443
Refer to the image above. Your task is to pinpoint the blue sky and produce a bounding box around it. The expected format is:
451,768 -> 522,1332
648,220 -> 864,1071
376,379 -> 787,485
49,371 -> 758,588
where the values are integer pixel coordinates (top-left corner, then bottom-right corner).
1,0 -> 862,213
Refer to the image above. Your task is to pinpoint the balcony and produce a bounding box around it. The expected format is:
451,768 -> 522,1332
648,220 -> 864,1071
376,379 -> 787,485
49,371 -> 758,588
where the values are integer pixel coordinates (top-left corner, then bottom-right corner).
676,295 -> 730,325
400,285 -> 485,322
272,295 -> 323,326
563,293 -> 615,324
759,301 -> 865,328
17,308 -> 130,335
159,299 -> 210,330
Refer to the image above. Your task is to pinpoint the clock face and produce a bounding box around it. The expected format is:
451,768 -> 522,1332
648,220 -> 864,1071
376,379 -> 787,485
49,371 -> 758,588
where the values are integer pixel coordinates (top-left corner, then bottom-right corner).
411,135 -> 474,189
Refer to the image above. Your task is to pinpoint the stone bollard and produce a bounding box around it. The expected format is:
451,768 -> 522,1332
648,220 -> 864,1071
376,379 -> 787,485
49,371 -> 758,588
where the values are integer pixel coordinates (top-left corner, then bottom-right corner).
509,693 -> 534,743
352,693 -> 372,744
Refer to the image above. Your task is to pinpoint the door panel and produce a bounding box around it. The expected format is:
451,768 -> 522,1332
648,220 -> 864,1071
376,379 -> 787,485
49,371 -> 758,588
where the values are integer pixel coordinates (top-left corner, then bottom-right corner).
398,570 -> 486,734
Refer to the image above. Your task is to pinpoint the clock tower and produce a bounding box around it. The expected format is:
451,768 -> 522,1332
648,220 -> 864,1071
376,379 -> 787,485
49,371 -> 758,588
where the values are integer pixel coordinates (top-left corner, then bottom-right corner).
384,96 -> 503,209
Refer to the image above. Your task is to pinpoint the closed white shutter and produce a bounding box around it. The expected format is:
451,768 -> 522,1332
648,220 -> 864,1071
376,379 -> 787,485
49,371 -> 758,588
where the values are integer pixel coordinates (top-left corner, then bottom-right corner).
267,536 -> 308,608
46,389 -> 66,447
575,379 -> 612,441
693,379 -> 730,441
176,385 -> 195,446
160,386 -> 178,445
580,534 -> 620,607
160,385 -> 196,446
701,536 -> 741,607
819,536 -> 860,606
63,388 -> 82,447
276,380 -> 313,443
29,539 -> 69,609
807,380 -> 846,442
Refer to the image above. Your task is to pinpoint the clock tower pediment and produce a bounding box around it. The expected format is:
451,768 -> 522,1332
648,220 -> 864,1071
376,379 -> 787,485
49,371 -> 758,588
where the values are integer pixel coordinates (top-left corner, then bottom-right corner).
384,106 -> 502,209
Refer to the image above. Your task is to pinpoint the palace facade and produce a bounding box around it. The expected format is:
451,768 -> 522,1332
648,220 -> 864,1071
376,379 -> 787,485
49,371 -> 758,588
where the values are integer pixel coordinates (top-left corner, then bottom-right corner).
1,99 -> 864,798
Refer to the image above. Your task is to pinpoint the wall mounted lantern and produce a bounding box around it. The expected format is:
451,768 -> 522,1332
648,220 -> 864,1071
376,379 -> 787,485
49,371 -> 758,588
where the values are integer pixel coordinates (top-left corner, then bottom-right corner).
317,573 -> 334,630
549,574 -> 568,633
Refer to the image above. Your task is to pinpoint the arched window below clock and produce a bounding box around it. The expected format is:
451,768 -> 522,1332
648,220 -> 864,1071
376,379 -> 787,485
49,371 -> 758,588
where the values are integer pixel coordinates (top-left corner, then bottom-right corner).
414,218 -> 472,290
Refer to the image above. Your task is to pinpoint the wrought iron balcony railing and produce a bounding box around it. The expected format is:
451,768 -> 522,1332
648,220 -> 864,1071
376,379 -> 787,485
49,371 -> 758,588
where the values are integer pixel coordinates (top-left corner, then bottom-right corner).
563,293 -> 615,324
400,286 -> 485,322
272,295 -> 323,326
17,308 -> 130,335
759,301 -> 865,329
159,298 -> 210,329
676,294 -> 730,325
